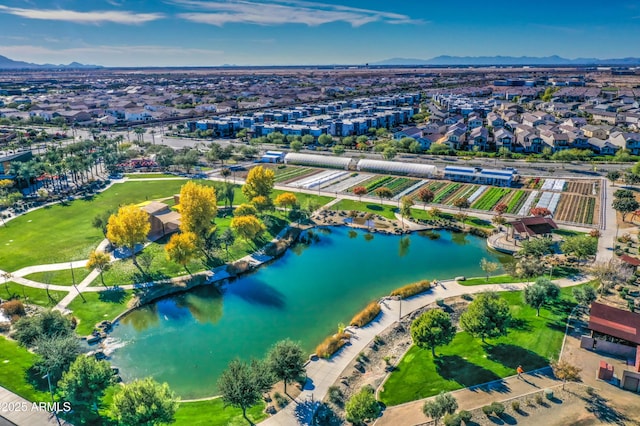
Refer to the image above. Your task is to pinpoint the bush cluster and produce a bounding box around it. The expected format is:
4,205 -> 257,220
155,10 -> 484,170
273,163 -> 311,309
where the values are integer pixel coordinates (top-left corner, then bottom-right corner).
389,280 -> 432,299
350,301 -> 381,327
1,300 -> 26,320
315,332 -> 351,358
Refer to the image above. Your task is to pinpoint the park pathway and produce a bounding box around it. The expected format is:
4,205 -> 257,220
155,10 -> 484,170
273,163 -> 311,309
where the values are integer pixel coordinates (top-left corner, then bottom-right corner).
259,276 -> 592,426
0,386 -> 69,426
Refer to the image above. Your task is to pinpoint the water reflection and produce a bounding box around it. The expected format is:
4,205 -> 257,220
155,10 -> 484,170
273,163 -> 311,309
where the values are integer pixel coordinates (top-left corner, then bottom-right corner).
363,232 -> 374,242
176,287 -> 223,325
228,277 -> 286,309
348,230 -> 358,239
398,235 -> 411,257
121,304 -> 160,332
451,231 -> 470,246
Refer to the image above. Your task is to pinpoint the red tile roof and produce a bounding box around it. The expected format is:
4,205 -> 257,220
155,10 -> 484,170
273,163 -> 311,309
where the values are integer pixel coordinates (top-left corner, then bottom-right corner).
589,302 -> 640,345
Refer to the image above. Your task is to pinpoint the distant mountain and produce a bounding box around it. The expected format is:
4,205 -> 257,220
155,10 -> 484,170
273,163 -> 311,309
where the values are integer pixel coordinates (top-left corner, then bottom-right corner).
370,55 -> 640,66
0,55 -> 102,70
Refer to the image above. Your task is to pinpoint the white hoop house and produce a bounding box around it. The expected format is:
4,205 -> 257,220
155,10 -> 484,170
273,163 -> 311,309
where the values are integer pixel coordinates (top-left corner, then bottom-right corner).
356,159 -> 437,177
284,153 -> 353,169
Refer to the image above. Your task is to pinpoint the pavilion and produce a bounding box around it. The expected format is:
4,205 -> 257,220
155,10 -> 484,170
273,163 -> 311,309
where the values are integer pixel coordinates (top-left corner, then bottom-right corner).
508,216 -> 558,240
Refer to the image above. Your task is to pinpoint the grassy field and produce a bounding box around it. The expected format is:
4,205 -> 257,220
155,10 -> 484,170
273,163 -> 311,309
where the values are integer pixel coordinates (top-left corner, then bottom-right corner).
67,289 -> 134,335
174,398 -> 267,426
379,288 -> 578,406
0,282 -> 67,307
0,336 -> 50,402
461,266 -> 580,286
0,180 -> 332,273
24,268 -> 91,286
331,199 -> 398,220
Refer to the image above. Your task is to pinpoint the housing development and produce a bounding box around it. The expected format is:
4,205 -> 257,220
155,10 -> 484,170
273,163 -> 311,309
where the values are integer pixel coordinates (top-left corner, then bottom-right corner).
2,57 -> 640,426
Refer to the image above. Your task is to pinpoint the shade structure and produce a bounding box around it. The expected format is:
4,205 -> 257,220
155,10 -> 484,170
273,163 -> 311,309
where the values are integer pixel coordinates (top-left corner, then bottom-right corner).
284,152 -> 353,169
356,159 -> 437,177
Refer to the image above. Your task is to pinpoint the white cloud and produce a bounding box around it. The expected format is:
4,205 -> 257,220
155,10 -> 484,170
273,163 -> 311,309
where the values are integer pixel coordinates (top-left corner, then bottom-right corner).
0,5 -> 164,24
0,44 -> 223,57
172,0 -> 420,27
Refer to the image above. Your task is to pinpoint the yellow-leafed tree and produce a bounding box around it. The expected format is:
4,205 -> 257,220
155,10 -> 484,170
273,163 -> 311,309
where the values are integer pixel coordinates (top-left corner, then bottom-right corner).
242,166 -> 275,201
230,215 -> 265,243
251,195 -> 272,212
275,192 -> 298,212
106,205 -> 150,265
234,203 -> 258,217
165,231 -> 199,274
179,181 -> 218,239
86,250 -> 112,288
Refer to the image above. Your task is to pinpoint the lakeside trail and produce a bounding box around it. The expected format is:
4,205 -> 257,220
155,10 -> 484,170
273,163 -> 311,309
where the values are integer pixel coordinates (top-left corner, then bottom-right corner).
0,178 -> 617,425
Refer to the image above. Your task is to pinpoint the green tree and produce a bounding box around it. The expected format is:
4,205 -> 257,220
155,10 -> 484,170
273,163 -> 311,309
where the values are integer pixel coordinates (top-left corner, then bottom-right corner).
411,309 -> 456,357
374,187 -> 393,205
400,196 -> 414,222
318,134 -> 333,147
345,386 -> 380,425
267,339 -> 306,395
607,170 -> 621,186
92,210 -> 114,237
333,145 -> 346,156
111,378 -> 179,426
519,237 -> 554,259
220,228 -> 236,259
480,258 -> 499,282
572,285 -> 597,307
460,292 -> 511,343
382,146 -> 397,160
218,358 -> 273,424
422,392 -> 458,426
13,310 -> 74,347
106,204 -> 150,266
614,189 -> 635,199
301,134 -> 314,145
561,235 -> 598,262
58,356 -> 114,423
523,277 -> 560,316
33,335 -> 81,383
613,197 -> 639,222
290,140 -> 303,152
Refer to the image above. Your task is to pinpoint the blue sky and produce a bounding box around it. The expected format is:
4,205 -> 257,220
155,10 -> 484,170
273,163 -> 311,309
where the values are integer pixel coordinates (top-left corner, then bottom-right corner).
0,0 -> 639,66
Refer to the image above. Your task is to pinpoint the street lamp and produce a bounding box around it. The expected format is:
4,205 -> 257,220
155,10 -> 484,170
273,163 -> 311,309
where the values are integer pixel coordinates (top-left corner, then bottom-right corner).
393,296 -> 402,322
42,372 -> 62,426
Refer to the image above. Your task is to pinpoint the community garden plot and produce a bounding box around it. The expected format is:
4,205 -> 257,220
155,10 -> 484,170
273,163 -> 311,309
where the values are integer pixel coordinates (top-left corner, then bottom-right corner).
554,194 -> 597,225
287,170 -> 348,189
345,176 -> 419,197
321,173 -> 374,193
273,166 -> 321,184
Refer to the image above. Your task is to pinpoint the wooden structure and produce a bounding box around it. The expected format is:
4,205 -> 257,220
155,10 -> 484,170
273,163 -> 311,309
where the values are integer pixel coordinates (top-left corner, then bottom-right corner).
141,202 -> 181,238
508,216 -> 558,239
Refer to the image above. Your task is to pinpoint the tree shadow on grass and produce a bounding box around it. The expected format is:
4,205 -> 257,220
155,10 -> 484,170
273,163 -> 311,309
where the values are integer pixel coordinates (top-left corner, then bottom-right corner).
130,270 -> 169,284
98,287 -> 127,304
547,297 -> 575,315
365,204 -> 383,211
434,355 -> 501,388
485,344 -> 548,371
509,317 -> 531,332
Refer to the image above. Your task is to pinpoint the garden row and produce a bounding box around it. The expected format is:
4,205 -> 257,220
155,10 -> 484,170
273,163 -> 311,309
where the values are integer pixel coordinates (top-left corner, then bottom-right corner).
346,175 -> 418,197
554,194 -> 597,225
471,187 -> 511,211
273,166 -> 318,183
565,180 -> 599,196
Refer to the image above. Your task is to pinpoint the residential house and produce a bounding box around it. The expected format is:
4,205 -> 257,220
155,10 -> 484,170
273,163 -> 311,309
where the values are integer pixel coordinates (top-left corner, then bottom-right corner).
486,112 -> 505,128
494,128 -> 514,150
540,130 -> 570,151
521,113 -> 544,127
582,125 -> 608,139
467,114 -> 484,129
468,127 -> 489,151
588,137 -> 619,155
609,132 -> 640,155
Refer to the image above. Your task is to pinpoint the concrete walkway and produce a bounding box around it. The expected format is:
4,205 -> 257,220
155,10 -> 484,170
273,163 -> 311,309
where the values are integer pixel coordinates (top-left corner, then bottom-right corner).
0,386 -> 67,426
259,276 -> 592,426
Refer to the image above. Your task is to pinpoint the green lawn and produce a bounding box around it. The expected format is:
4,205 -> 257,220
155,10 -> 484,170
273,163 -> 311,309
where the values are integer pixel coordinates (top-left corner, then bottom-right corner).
24,268 -> 91,286
379,289 -> 578,406
0,336 -> 50,402
0,180 -> 192,272
461,266 -> 580,286
174,398 -> 267,426
0,282 -> 67,307
331,199 -> 398,220
67,289 -> 134,335
552,229 -> 588,237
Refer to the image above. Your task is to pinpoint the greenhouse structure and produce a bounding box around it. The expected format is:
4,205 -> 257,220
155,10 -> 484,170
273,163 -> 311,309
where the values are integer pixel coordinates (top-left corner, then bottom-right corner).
283,153 -> 354,169
356,159 -> 437,177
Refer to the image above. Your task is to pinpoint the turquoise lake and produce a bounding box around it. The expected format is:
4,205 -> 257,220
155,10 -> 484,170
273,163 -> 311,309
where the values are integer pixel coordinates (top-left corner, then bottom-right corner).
107,227 -> 509,398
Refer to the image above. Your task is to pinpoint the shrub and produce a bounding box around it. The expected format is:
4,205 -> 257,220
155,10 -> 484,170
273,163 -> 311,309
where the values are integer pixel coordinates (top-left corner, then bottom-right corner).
544,389 -> 554,400
374,335 -> 384,345
511,401 -> 520,411
274,392 -> 288,408
490,402 -> 505,416
586,386 -> 595,396
534,393 -> 544,405
443,413 -> 462,426
461,294 -> 473,301
436,298 -> 445,306
389,280 -> 432,299
1,300 -> 25,318
327,386 -> 344,406
458,410 -> 472,423
350,301 -> 381,327
315,332 -> 351,358
482,405 -> 493,416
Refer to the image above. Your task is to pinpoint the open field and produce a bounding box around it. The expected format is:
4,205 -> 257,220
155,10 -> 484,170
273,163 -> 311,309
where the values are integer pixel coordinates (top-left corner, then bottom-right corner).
0,282 -> 66,307
379,289 -> 578,406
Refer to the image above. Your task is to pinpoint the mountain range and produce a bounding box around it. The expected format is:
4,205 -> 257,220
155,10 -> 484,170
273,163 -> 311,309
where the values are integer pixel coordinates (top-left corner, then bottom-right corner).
0,55 -> 102,70
370,55 -> 640,66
